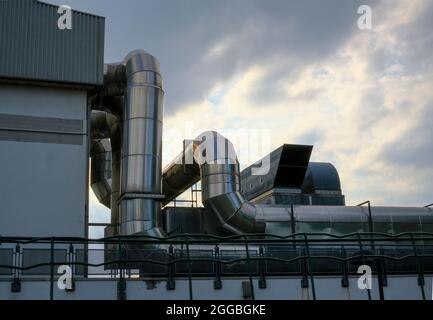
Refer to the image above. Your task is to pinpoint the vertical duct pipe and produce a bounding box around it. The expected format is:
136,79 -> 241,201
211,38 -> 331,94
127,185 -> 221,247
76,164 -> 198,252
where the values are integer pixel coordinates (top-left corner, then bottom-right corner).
110,120 -> 121,230
92,50 -> 164,236
90,139 -> 112,208
90,109 -> 121,231
119,51 -> 164,236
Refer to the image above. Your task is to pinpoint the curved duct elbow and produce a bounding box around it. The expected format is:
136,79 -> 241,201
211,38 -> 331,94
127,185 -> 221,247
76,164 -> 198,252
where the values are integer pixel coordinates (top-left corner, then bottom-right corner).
90,110 -> 119,209
90,110 -> 121,228
164,131 -> 265,234
91,110 -> 119,140
90,139 -> 112,208
197,132 -> 265,234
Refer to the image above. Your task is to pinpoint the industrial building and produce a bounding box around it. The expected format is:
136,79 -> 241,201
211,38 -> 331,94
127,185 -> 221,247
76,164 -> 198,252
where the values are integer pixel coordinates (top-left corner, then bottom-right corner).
0,0 -> 432,300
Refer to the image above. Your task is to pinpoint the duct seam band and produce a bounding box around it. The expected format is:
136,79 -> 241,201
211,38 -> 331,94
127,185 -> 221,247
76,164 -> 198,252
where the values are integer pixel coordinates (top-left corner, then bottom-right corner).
119,193 -> 165,200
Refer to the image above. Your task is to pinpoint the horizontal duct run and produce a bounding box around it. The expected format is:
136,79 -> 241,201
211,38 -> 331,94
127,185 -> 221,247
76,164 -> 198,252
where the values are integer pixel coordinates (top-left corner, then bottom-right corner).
163,131 -> 266,235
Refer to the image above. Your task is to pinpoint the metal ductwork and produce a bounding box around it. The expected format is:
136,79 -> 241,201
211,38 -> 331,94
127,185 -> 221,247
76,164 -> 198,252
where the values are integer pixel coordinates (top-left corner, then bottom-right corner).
91,51 -> 432,241
92,50 -> 164,237
90,109 -> 121,228
162,140 -> 201,207
90,139 -> 111,208
119,50 -> 164,237
163,131 -> 266,234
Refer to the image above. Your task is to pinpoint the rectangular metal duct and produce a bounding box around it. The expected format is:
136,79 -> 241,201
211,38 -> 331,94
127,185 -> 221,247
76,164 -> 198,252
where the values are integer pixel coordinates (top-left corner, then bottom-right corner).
240,144 -> 313,201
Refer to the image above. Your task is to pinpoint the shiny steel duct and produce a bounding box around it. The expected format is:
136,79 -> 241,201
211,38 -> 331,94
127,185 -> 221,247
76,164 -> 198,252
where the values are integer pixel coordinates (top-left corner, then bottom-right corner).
90,139 -> 111,208
119,51 -> 164,236
162,133 -> 433,235
163,131 -> 266,234
91,51 -> 432,241
162,140 -> 201,207
94,50 -> 165,236
90,110 -> 121,228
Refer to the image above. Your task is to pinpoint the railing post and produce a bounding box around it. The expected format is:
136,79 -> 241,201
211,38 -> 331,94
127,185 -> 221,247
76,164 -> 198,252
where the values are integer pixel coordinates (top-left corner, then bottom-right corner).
166,244 -> 176,290
67,243 -> 75,292
300,248 -> 309,289
290,204 -> 296,250
258,246 -> 267,289
214,245 -> 222,289
410,234 -> 426,300
341,246 -> 349,288
378,246 -> 387,286
244,236 -> 255,300
11,243 -> 21,293
50,237 -> 54,300
357,233 -> 372,300
376,257 -> 385,300
303,234 -> 316,300
117,237 -> 126,300
185,236 -> 193,300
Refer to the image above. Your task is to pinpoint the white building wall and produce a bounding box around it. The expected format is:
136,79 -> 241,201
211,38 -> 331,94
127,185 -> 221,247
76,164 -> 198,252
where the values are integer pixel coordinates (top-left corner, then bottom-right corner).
0,276 -> 430,300
0,83 -> 88,238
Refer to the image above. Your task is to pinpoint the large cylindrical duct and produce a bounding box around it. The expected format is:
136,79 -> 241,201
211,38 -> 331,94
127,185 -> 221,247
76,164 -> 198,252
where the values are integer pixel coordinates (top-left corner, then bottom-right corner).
92,50 -> 165,237
119,51 -> 164,236
163,131 -> 265,234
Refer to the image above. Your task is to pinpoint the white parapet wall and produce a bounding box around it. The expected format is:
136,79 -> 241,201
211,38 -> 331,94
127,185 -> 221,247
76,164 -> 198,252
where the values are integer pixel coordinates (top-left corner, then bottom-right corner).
0,276 -> 431,300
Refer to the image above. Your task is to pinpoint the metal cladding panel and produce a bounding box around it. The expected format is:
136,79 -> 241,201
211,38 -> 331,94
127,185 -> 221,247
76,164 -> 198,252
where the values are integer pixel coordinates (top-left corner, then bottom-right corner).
0,84 -> 88,237
0,0 -> 105,85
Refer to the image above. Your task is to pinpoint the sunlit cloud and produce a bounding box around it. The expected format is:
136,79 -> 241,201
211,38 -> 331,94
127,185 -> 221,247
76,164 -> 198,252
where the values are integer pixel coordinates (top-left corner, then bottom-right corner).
79,0 -> 433,218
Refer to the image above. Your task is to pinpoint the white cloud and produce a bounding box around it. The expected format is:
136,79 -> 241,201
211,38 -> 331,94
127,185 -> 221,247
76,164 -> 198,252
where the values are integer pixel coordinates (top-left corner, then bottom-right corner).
85,0 -> 433,223
161,0 -> 433,206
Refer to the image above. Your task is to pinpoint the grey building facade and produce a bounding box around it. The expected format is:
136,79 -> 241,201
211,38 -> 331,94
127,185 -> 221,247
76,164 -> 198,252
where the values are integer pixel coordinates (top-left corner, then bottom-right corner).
0,0 -> 105,238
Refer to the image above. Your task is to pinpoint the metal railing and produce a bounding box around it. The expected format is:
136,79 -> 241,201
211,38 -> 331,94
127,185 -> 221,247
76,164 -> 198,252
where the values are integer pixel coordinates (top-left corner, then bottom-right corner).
1,231 -> 433,300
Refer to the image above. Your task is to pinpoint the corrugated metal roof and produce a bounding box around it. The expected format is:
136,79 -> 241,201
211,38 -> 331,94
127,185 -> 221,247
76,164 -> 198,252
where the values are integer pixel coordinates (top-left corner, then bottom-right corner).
0,0 -> 105,86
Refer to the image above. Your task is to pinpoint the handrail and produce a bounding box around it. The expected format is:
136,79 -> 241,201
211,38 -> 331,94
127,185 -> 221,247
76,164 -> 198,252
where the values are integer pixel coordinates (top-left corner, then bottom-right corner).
1,232 -> 432,272
2,231 -> 433,244
2,231 -> 431,300
2,252 -> 433,272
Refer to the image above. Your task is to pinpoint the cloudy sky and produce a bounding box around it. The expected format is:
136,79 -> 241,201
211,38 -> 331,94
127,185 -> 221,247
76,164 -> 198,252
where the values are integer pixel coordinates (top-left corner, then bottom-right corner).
48,0 -> 433,224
